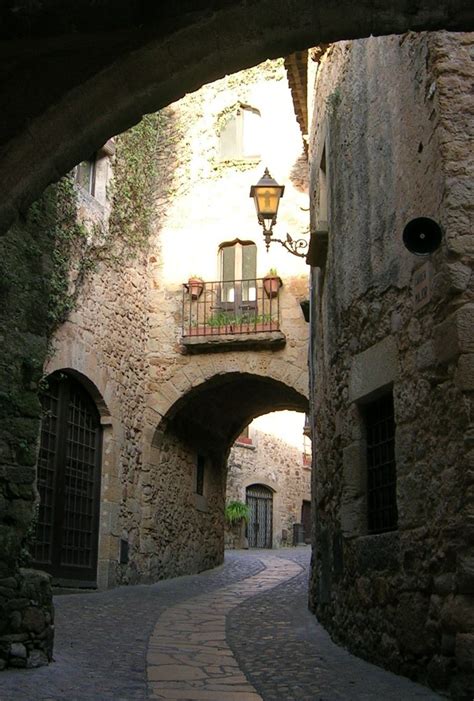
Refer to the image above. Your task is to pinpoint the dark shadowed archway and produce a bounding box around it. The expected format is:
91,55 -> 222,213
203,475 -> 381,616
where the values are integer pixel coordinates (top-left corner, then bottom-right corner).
131,372 -> 308,582
0,0 -> 472,231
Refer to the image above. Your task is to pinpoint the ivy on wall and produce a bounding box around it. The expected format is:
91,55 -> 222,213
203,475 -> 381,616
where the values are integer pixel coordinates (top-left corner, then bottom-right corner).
108,112 -> 161,257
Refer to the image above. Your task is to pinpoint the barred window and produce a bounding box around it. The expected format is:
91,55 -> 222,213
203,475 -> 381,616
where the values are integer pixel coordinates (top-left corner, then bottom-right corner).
365,394 -> 397,534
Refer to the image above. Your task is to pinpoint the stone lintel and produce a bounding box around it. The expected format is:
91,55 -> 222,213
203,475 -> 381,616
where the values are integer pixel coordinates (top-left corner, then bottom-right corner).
349,335 -> 398,404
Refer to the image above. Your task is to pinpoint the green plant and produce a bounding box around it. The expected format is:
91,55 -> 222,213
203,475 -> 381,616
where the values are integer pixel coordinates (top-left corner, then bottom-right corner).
225,500 -> 250,525
326,86 -> 341,114
107,112 -> 162,258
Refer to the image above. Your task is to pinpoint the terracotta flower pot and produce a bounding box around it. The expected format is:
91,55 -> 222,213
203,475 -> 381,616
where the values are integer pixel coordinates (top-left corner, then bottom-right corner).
187,277 -> 204,300
263,275 -> 282,299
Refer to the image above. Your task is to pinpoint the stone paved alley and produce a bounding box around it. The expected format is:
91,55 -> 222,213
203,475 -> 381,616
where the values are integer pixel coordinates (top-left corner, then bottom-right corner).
1,549 -> 442,701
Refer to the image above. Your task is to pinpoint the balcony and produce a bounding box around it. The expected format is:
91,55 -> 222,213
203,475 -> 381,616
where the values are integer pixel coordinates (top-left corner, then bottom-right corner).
180,277 -> 286,354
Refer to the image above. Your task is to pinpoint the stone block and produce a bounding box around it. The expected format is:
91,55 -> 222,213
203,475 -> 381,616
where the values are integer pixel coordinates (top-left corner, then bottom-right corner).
455,633 -> 474,672
441,595 -> 474,634
348,336 -> 398,403
446,262 -> 471,293
355,532 -> 400,574
342,441 -> 366,496
340,496 -> 364,538
9,642 -> 27,659
455,354 -> 474,391
26,649 -> 49,668
457,554 -> 474,594
22,607 -> 45,634
426,655 -> 452,690
396,592 -> 432,656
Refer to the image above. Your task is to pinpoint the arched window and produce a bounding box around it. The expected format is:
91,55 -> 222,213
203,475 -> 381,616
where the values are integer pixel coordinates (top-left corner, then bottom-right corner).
33,372 -> 102,584
219,104 -> 261,160
219,240 -> 257,311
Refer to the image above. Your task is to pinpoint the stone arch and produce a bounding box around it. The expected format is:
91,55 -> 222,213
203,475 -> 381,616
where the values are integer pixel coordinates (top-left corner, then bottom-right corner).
0,1 -> 470,232
135,370 -> 307,582
147,355 -> 308,436
45,339 -> 117,427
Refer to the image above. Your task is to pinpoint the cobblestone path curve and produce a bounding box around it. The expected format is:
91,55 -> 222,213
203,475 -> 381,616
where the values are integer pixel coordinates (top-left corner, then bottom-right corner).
0,549 -> 443,701
147,555 -> 300,700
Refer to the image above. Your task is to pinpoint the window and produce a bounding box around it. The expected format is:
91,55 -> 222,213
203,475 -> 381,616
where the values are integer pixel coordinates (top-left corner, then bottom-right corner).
75,155 -> 96,196
219,104 -> 261,160
236,425 -> 253,446
364,394 -> 397,534
317,146 -> 328,231
196,454 -> 205,496
219,240 -> 257,310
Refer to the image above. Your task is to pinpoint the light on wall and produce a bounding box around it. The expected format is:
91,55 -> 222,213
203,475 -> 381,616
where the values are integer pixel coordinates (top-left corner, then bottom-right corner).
249,168 -> 309,258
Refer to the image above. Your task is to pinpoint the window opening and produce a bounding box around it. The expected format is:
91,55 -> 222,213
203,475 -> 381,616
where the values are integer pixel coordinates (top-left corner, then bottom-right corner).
75,155 -> 96,196
219,105 -> 261,160
318,146 -> 328,230
365,394 -> 397,534
196,454 -> 205,496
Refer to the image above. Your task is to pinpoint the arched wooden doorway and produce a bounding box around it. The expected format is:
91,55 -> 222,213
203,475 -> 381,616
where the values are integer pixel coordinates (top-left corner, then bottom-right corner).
246,484 -> 273,548
32,372 -> 102,585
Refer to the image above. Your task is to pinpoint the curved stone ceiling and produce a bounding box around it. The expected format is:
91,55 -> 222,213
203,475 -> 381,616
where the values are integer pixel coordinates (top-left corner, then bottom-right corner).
160,372 -> 308,455
0,1 -> 472,232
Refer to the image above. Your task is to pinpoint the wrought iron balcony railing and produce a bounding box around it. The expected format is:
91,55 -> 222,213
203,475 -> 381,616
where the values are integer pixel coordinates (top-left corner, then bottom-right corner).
181,277 -> 281,338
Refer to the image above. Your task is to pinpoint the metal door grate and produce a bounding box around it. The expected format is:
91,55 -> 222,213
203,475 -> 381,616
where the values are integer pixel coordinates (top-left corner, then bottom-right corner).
246,484 -> 273,548
365,394 -> 397,534
34,381 -> 59,565
33,373 -> 101,582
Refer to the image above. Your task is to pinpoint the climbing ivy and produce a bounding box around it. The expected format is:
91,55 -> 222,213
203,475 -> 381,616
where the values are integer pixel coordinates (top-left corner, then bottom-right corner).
108,112 -> 161,257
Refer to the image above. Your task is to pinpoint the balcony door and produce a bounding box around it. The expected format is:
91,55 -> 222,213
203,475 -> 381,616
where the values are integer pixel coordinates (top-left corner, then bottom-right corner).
219,240 -> 257,314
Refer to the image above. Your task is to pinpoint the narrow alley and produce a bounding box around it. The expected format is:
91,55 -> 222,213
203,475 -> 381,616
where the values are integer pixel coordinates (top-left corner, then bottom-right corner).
1,549 -> 442,701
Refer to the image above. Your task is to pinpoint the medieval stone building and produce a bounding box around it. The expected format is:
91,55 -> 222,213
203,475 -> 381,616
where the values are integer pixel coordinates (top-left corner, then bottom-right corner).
226,412 -> 312,549
294,31 -> 473,698
0,4 -> 472,698
31,59 -> 309,593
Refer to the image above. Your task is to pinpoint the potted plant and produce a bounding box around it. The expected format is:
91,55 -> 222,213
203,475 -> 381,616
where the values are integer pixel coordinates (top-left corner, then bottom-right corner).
225,500 -> 250,549
187,275 -> 204,300
263,268 -> 282,298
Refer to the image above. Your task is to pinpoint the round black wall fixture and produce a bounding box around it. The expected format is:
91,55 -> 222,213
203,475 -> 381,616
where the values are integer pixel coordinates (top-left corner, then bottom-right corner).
402,217 -> 443,255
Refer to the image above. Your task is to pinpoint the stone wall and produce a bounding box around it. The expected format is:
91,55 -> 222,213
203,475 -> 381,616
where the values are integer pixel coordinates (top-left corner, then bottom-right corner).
307,32 -> 474,698
0,181 -> 84,669
41,59 -> 310,590
226,425 -> 311,548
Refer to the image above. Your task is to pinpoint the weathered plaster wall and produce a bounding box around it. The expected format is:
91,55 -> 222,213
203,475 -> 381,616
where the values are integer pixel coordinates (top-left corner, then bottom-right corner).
307,32 -> 473,698
226,425 -> 311,547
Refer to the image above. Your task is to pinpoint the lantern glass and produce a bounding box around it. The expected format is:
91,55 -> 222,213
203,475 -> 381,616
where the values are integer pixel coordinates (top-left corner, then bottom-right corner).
250,168 -> 285,224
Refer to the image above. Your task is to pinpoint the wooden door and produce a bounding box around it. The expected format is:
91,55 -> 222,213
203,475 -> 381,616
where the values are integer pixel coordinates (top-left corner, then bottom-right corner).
246,484 -> 273,548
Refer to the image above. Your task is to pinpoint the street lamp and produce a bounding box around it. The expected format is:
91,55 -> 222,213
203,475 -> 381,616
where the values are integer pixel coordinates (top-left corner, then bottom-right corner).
250,168 -> 309,258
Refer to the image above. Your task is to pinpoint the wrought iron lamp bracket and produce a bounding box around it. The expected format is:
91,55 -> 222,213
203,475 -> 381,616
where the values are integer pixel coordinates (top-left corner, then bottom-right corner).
261,223 -> 309,258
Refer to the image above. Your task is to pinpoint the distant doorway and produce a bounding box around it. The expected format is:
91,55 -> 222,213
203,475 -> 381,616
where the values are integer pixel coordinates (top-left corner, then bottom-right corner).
246,484 -> 273,548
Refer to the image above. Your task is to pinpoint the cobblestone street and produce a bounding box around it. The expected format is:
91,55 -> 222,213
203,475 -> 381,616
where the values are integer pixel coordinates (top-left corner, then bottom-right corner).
1,549 -> 442,701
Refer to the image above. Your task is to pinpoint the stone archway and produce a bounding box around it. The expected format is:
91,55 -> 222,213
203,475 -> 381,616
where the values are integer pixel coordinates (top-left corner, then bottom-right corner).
130,371 -> 308,582
0,1 -> 472,232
